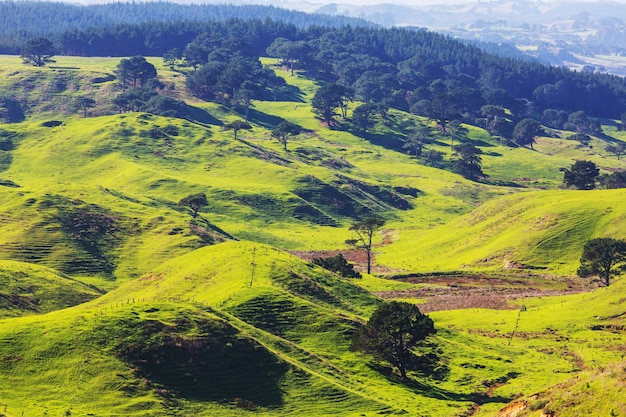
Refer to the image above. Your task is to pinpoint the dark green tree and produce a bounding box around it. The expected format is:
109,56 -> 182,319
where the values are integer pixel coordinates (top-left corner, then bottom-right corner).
578,238 -> 626,286
116,56 -> 157,90
312,253 -> 361,278
403,127 -> 432,157
223,120 -> 252,140
568,133 -> 592,147
346,217 -> 386,274
163,48 -> 181,70
565,110 -> 600,135
178,192 -> 208,218
452,143 -> 484,180
233,86 -> 255,122
606,142 -> 626,160
311,83 -> 349,126
599,171 -> 626,189
447,120 -> 467,148
423,149 -> 444,167
21,37 -> 55,67
271,121 -> 301,150
563,160 -> 599,190
351,103 -> 374,133
351,301 -> 436,380
512,118 -> 543,149
266,38 -> 310,75
480,104 -> 506,134
73,96 -> 96,118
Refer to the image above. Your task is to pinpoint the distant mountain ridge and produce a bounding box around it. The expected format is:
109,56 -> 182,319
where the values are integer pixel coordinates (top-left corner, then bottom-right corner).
312,0 -> 626,74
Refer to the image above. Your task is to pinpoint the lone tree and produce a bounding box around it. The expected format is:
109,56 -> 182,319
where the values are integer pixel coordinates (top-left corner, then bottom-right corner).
223,120 -> 252,140
563,160 -> 599,190
178,193 -> 208,218
452,143 -> 484,180
73,96 -> 96,118
512,118 -> 543,149
272,121 -> 301,150
351,301 -> 436,380
346,217 -> 386,274
578,238 -> 626,286
21,37 -> 55,67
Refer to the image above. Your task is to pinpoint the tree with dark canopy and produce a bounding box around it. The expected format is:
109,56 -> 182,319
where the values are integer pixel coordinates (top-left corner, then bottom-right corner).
606,142 -> 626,160
452,143 -> 484,180
116,56 -> 157,90
351,301 -> 436,380
271,121 -> 301,150
178,193 -> 208,218
578,238 -> 626,286
312,253 -> 361,278
512,118 -> 543,149
346,217 -> 385,274
73,96 -> 96,118
563,160 -> 599,190
223,120 -> 252,140
311,83 -> 350,126
403,127 -> 432,157
21,37 -> 55,67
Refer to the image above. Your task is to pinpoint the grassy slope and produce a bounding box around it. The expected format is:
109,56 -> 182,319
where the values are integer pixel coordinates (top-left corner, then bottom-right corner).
0,241 -> 624,416
0,259 -> 101,317
0,56 -> 625,416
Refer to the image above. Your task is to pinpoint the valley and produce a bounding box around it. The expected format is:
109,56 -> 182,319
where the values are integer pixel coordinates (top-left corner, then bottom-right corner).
0,50 -> 625,417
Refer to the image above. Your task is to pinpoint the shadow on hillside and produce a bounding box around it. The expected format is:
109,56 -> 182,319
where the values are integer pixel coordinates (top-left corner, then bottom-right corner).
369,363 -> 513,405
274,84 -> 306,102
345,126 -> 405,151
118,316 -> 288,407
186,105 -> 222,126
246,109 -> 286,130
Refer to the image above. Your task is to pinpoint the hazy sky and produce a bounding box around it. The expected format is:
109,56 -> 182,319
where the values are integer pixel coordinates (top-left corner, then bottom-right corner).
264,0 -> 626,5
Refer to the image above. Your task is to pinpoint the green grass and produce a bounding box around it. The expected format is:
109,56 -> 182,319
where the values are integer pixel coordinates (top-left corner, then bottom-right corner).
0,55 -> 626,416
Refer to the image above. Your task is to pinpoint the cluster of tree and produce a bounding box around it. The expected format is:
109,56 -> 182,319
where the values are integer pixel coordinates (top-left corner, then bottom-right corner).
562,159 -> 626,190
111,57 -> 192,119
0,1 -> 369,54
184,34 -> 285,110
13,13 -> 626,127
312,253 -> 361,278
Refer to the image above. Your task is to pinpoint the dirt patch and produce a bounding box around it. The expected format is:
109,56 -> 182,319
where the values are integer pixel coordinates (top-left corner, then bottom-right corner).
373,274 -> 593,312
498,401 -> 528,417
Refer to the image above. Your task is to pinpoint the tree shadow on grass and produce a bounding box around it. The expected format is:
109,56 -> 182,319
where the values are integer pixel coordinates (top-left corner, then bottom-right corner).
185,105 -> 222,126
368,363 -> 514,405
246,109 -> 287,130
273,85 -> 306,103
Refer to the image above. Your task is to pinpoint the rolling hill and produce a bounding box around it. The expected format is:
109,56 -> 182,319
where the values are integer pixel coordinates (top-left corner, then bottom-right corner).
0,54 -> 625,416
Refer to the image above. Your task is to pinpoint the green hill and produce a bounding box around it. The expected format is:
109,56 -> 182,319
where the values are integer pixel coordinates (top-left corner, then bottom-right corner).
0,55 -> 625,416
0,260 -> 101,317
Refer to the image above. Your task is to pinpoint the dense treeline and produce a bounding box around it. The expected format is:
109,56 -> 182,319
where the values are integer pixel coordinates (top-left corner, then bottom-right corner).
0,1 -> 371,54
5,1 -> 626,122
164,22 -> 626,120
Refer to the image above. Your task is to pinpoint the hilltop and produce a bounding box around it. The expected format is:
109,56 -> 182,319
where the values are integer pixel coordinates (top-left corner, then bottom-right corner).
0,51 -> 625,417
